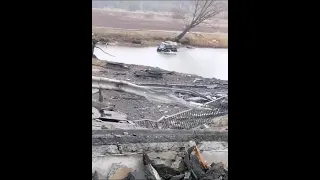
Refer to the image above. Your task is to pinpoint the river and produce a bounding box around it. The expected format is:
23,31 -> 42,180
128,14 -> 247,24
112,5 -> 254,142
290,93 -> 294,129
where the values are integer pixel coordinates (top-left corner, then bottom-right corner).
94,45 -> 228,80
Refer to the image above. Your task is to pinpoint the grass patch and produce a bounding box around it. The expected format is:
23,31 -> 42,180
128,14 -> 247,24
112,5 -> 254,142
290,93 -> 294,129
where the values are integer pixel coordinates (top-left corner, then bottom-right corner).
92,26 -> 228,48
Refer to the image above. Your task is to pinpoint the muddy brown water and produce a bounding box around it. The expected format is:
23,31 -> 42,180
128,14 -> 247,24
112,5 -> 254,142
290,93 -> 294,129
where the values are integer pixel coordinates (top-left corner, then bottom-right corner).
94,45 -> 228,80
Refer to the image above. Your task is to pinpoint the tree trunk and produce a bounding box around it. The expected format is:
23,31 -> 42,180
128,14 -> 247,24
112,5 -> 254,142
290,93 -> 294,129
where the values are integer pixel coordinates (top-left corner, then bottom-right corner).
175,25 -> 192,41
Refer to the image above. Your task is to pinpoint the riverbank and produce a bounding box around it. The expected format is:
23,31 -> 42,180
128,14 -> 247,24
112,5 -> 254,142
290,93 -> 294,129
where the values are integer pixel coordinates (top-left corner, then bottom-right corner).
92,27 -> 228,48
92,58 -> 228,122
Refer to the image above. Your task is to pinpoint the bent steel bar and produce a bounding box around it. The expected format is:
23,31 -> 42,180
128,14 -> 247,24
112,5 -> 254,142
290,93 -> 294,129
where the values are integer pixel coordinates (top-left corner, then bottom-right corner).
134,96 -> 228,129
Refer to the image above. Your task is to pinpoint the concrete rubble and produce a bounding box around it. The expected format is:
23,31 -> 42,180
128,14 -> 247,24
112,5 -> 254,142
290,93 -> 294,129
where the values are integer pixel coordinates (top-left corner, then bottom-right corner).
92,140 -> 228,180
92,59 -> 228,180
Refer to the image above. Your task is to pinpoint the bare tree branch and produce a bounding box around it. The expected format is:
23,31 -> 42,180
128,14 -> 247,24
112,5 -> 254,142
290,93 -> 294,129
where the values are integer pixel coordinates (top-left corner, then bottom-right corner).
201,21 -> 219,31
175,0 -> 227,41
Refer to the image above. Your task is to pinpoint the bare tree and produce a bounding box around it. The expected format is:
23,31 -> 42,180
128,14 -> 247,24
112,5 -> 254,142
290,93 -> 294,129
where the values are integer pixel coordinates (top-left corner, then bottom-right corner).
175,0 -> 226,41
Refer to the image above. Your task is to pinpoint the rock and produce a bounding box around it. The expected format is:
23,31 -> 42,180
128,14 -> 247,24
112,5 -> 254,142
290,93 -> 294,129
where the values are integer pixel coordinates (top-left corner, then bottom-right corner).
92,107 -> 101,119
207,85 -> 218,89
100,110 -> 128,121
92,89 -> 99,94
171,156 -> 184,171
206,95 -> 213,100
148,152 -> 185,177
108,163 -> 134,180
193,124 -> 210,130
189,154 -> 206,178
212,115 -> 228,127
92,171 -> 99,180
184,146 -> 210,179
103,145 -> 120,154
157,105 -> 162,108
123,132 -> 129,135
145,164 -> 162,180
193,78 -> 203,83
184,171 -> 191,180
101,124 -> 115,129
125,170 -> 147,180
170,174 -> 185,180
143,153 -> 162,180
202,162 -> 228,180
186,97 -> 208,103
201,124 -> 210,129
123,172 -> 135,180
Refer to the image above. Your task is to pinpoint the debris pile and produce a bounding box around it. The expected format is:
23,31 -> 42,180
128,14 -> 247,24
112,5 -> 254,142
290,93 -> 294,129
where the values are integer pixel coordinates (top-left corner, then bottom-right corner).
141,146 -> 228,180
92,144 -> 228,180
92,58 -> 228,123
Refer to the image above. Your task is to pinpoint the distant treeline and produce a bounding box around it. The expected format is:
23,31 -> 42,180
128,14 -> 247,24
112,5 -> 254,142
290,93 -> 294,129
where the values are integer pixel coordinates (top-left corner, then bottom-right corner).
92,1 -> 194,12
92,1 -> 227,13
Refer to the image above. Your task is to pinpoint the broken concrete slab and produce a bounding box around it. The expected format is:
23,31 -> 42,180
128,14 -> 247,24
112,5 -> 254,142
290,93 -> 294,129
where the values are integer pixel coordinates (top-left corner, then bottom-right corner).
124,172 -> 136,180
212,115 -> 228,127
92,145 -> 120,156
93,155 -> 144,178
92,143 -> 228,180
127,170 -> 146,180
92,129 -> 228,145
92,107 -> 101,119
202,162 -> 228,180
143,153 -> 162,180
147,151 -> 185,177
99,110 -> 127,121
108,163 -> 134,180
193,78 -> 203,83
189,154 -> 206,179
92,89 -> 99,94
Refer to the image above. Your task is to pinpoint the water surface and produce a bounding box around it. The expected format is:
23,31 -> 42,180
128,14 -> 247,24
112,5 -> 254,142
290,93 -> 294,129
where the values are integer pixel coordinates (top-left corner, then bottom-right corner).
94,45 -> 228,80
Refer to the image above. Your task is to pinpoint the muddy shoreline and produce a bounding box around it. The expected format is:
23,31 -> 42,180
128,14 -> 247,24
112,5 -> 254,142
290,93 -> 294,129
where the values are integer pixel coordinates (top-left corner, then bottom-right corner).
92,58 -> 228,122
92,27 -> 228,48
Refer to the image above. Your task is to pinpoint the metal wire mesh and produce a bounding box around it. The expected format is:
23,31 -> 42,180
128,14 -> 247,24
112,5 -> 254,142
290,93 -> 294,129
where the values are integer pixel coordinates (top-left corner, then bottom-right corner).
134,96 -> 228,129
